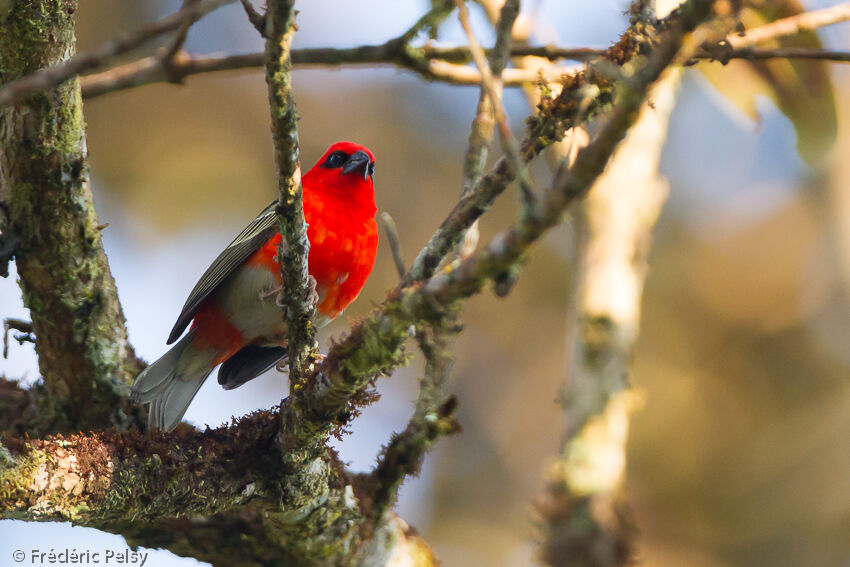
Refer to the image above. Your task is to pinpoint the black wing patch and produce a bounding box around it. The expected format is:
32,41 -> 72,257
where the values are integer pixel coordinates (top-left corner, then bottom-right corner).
217,344 -> 287,390
167,201 -> 279,344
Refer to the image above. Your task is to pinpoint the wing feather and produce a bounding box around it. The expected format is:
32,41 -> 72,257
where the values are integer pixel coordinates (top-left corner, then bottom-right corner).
167,201 -> 279,344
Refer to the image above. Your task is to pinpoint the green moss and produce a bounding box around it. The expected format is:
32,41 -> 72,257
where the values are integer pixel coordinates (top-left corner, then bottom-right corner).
0,447 -> 48,508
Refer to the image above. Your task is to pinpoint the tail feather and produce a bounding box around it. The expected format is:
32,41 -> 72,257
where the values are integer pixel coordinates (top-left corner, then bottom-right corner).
131,330 -> 217,431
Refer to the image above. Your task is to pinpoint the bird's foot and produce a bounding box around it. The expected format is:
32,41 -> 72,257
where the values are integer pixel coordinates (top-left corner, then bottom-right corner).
261,277 -> 317,310
260,285 -> 283,303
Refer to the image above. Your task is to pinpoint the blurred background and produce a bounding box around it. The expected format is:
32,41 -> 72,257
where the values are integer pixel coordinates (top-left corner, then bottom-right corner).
2,1 -> 850,565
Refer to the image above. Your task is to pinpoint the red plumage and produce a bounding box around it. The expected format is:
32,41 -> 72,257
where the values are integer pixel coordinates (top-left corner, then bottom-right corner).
131,142 -> 378,430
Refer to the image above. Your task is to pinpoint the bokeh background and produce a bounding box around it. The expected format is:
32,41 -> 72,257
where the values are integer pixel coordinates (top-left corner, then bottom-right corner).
2,1 -> 850,565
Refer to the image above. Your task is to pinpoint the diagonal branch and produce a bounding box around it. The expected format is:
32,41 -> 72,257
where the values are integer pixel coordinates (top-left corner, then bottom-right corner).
0,0 -> 235,108
456,0 -> 538,209
280,0 -> 717,456
363,3 -> 528,522
727,1 -> 850,48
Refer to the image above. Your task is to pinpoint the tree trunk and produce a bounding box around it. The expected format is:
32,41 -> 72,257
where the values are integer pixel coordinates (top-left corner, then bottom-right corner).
0,0 -> 144,434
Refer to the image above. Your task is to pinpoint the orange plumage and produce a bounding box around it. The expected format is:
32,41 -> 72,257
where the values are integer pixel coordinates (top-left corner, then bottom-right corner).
131,142 -> 378,430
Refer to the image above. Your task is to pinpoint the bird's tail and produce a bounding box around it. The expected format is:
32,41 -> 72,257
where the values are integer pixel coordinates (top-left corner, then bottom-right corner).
130,329 -> 217,432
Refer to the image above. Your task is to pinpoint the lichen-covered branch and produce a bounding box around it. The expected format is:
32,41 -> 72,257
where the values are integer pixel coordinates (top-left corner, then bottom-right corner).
0,0 -> 144,434
0,411 -> 358,565
0,412 -> 282,525
0,406 -> 446,566
366,394 -> 460,526
457,0 -> 537,206
264,0 -> 316,386
356,1 -> 525,515
0,0 -> 235,109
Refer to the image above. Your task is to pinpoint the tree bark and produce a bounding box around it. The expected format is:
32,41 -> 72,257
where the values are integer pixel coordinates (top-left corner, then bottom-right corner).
0,412 -> 439,567
0,0 -> 144,434
540,70 -> 681,567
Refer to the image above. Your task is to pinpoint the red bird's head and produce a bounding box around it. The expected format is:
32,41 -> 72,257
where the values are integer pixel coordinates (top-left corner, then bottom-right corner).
305,141 -> 375,186
303,141 -> 377,219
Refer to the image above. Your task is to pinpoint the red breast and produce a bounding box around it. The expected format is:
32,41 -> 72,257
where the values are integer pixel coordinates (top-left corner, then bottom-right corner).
194,142 -> 379,358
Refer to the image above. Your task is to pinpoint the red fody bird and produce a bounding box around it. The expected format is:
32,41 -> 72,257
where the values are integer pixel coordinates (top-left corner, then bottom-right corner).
131,142 -> 378,431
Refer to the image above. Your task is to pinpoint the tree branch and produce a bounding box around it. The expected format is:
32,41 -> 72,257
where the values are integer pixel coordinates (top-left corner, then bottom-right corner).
378,213 -> 407,279
456,0 -> 538,208
697,46 -> 850,64
0,411 -> 361,565
16,0 -> 836,103
264,1 -> 317,389
0,0 -> 235,109
727,1 -> 850,48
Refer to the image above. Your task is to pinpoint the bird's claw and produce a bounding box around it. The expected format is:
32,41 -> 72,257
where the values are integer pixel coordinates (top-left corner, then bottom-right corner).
261,277 -> 317,309
306,275 -> 319,309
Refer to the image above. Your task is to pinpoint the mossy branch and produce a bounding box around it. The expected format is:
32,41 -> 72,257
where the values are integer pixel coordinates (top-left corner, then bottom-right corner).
0,410 -> 368,565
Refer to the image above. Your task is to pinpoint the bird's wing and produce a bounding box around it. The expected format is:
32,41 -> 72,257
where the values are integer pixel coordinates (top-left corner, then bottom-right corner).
167,200 -> 279,344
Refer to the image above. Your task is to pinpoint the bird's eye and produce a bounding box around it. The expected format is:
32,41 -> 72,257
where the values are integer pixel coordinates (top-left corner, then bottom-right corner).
322,150 -> 349,169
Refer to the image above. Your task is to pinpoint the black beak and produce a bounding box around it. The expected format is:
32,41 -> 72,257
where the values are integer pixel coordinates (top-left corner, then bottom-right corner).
342,150 -> 373,181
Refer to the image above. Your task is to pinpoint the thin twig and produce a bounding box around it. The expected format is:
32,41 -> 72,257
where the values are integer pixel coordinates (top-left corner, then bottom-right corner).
455,0 -> 538,207
697,46 -> 850,63
0,0 -> 235,108
163,0 -> 199,61
378,213 -> 407,279
728,2 -> 850,48
3,319 -> 34,359
424,44 -> 606,63
80,45 -> 579,100
368,391 -> 459,523
159,0 -> 200,83
240,0 -> 267,35
79,40 -> 850,100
